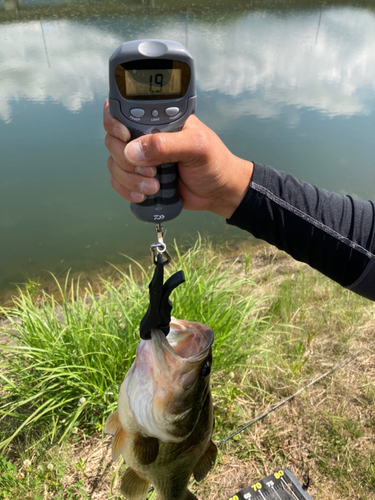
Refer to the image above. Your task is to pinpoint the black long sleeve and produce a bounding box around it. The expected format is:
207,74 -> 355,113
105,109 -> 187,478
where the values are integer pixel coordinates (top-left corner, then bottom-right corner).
227,163 -> 375,301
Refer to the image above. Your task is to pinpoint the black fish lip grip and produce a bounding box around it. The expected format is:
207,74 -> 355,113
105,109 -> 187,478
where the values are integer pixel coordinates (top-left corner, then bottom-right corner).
140,252 -> 185,340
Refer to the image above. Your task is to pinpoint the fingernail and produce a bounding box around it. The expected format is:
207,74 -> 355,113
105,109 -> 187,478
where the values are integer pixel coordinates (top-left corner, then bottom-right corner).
140,179 -> 158,195
112,125 -> 131,143
130,192 -> 146,202
125,141 -> 145,163
135,166 -> 156,177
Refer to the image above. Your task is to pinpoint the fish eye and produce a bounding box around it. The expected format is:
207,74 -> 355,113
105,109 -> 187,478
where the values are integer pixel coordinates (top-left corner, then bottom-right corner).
201,361 -> 211,378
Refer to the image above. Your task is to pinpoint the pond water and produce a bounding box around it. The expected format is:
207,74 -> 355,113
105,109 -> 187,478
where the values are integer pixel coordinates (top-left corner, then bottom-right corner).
1,0 -> 375,296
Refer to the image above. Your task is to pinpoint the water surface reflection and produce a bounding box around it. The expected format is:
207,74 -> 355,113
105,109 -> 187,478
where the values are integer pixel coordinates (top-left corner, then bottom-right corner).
1,5 -> 375,122
0,0 -> 374,295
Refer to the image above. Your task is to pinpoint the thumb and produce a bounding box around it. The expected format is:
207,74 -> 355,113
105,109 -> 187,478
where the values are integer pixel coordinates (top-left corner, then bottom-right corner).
124,118 -> 202,167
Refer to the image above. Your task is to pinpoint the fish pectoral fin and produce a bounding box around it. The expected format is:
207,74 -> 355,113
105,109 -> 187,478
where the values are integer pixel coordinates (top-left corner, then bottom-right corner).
133,434 -> 159,465
121,467 -> 150,500
193,439 -> 217,483
112,425 -> 127,462
104,410 -> 120,435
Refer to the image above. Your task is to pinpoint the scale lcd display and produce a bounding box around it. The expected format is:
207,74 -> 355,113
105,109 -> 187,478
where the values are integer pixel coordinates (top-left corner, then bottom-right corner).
115,59 -> 191,100
125,68 -> 182,97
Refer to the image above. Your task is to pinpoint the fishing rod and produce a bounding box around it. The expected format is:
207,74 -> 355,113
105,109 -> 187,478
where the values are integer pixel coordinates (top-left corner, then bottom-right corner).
108,39 -> 195,338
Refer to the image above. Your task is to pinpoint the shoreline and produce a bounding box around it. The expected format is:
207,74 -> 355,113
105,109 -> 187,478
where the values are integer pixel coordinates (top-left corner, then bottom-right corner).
0,234 -> 260,308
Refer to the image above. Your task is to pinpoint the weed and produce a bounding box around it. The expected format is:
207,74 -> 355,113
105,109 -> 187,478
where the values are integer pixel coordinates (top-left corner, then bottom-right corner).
0,240 -> 265,452
22,277 -> 41,302
0,454 -> 89,500
1,242 -> 374,500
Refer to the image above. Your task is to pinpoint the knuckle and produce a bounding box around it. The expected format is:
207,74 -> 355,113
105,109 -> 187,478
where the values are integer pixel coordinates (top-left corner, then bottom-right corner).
103,110 -> 113,134
104,133 -> 120,154
107,156 -> 113,171
104,99 -> 131,143
193,129 -> 211,161
147,134 -> 167,159
104,133 -> 111,150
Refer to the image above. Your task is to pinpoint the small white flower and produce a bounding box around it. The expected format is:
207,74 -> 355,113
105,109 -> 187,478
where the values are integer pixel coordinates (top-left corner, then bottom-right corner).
47,463 -> 54,471
78,397 -> 86,406
72,427 -> 79,434
23,459 -> 32,468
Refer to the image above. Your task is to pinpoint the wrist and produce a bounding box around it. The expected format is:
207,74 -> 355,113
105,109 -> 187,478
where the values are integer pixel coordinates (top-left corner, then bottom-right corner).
211,158 -> 254,219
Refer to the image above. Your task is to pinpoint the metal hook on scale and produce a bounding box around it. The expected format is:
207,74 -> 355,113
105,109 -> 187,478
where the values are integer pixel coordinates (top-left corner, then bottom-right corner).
150,223 -> 171,264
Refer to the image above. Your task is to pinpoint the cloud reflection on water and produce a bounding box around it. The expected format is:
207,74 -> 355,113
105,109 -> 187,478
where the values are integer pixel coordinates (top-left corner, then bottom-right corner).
0,20 -> 121,122
0,6 -> 375,123
191,8 -> 375,121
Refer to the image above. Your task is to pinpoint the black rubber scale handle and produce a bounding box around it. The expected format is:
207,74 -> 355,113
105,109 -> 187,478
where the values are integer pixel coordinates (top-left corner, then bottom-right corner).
131,161 -> 183,223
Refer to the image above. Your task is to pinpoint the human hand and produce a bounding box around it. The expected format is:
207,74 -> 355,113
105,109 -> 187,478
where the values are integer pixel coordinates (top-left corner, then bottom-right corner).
103,99 -> 253,219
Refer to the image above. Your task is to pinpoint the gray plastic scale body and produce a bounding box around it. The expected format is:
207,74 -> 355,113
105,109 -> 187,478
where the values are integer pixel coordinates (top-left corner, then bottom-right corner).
109,39 -> 196,223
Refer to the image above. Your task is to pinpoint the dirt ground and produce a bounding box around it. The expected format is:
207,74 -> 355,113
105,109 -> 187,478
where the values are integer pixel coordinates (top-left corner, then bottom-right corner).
68,341 -> 375,500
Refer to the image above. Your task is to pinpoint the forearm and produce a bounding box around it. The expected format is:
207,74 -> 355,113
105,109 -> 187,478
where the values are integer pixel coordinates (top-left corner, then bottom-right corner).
228,163 -> 375,300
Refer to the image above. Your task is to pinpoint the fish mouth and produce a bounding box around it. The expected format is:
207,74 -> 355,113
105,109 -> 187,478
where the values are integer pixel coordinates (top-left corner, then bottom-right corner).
150,318 -> 213,369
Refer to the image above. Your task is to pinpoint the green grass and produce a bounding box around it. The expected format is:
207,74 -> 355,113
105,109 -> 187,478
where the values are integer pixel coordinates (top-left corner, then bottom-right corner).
0,454 -> 89,500
0,240 -> 265,454
1,241 -> 374,500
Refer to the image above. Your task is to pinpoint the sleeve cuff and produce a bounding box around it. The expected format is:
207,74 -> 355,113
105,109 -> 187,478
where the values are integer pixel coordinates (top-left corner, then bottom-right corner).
346,258 -> 375,301
227,162 -> 272,229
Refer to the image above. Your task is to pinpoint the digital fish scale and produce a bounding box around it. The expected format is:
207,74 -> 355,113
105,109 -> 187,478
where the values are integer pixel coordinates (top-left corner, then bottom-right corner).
109,39 -> 196,224
226,468 -> 313,500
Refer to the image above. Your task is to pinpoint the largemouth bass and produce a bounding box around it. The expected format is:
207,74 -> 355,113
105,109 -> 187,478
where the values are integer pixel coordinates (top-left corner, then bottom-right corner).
105,318 -> 217,500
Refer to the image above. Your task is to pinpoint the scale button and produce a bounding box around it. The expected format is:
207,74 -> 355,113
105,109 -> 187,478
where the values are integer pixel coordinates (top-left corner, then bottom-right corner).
165,107 -> 180,117
152,109 -> 159,117
130,108 -> 145,118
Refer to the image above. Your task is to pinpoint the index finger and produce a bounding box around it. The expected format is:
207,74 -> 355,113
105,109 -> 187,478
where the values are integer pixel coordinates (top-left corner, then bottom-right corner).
103,98 -> 131,143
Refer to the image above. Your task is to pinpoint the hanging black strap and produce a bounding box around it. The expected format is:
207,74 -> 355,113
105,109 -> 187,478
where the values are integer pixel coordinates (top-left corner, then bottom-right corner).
139,253 -> 185,340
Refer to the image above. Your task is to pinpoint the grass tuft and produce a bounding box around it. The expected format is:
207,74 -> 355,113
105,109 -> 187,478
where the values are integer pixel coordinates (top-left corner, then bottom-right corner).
1,241 -> 374,499
0,239 -> 265,454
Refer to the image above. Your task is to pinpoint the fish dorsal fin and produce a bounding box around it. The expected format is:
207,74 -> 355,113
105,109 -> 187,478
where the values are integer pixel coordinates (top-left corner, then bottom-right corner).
121,467 -> 150,500
193,440 -> 217,482
133,434 -> 159,465
104,410 -> 120,435
112,425 -> 127,462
